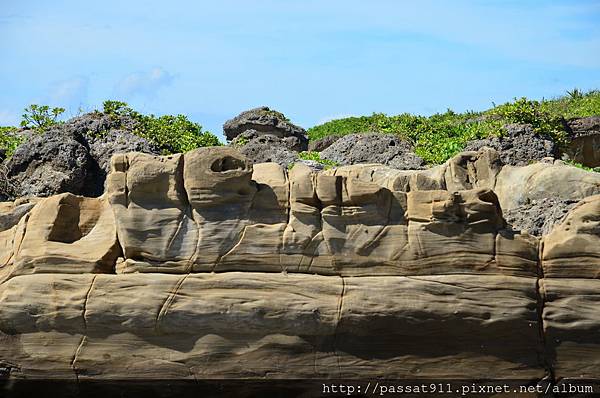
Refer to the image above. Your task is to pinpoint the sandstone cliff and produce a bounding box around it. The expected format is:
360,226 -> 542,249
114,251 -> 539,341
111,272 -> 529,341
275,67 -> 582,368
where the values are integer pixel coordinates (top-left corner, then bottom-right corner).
1,147 -> 600,386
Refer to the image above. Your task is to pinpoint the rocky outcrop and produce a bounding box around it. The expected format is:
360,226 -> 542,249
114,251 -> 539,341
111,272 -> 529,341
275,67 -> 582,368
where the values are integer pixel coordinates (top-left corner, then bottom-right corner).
464,123 -> 558,166
224,107 -> 307,147
308,135 -> 341,152
320,133 -> 425,170
4,128 -> 92,198
563,116 -> 600,167
233,133 -> 299,167
225,107 -> 308,167
1,112 -> 160,199
1,147 -> 600,388
503,198 -> 578,237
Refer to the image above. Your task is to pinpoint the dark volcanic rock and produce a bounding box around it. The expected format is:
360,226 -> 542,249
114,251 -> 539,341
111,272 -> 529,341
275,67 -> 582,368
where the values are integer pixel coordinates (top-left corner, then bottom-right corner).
566,116 -> 600,137
4,128 -> 92,198
504,197 -> 578,236
1,112 -> 160,198
320,133 -> 425,170
85,129 -> 160,195
308,135 -> 341,152
232,129 -> 305,152
223,107 -> 308,150
464,123 -> 557,166
236,134 -> 299,168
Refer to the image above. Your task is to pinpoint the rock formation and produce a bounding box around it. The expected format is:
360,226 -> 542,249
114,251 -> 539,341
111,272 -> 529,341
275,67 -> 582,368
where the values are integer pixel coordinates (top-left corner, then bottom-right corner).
1,146 -> 600,389
563,116 -> 600,167
225,107 -> 308,168
464,123 -> 558,166
320,133 -> 425,170
1,112 -> 159,199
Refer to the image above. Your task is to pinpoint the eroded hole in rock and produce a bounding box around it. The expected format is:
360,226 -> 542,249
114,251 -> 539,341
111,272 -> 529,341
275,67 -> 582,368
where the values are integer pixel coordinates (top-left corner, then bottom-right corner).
211,156 -> 245,172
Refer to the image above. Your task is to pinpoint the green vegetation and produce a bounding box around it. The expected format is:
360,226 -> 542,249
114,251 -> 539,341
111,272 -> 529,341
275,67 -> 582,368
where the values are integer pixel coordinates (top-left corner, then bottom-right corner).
234,136 -> 249,146
307,89 -> 600,164
0,126 -> 23,158
564,159 -> 600,173
297,151 -> 338,169
101,100 -> 221,154
20,104 -> 65,130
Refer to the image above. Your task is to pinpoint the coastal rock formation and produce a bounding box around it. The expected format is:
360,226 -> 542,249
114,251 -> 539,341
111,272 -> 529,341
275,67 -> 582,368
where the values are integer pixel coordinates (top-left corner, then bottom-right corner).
320,133 -> 425,170
224,107 -> 308,149
564,116 -> 600,167
1,112 -> 159,199
464,123 -> 558,166
0,146 -> 600,388
234,133 -> 300,167
4,129 -> 92,198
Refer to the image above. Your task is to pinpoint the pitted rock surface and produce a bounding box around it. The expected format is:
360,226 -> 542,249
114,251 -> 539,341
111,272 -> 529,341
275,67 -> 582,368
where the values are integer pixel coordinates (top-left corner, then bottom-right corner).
223,106 -> 308,150
464,123 -> 557,166
320,133 -> 425,170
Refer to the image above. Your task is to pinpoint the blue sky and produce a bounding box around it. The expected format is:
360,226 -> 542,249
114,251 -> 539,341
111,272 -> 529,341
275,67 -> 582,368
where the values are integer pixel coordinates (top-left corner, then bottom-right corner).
1,1 -> 599,141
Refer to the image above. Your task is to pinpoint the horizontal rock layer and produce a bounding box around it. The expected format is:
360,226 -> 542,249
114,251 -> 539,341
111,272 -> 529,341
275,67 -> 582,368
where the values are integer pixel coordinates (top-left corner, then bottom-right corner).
0,273 -> 542,380
1,147 -> 600,383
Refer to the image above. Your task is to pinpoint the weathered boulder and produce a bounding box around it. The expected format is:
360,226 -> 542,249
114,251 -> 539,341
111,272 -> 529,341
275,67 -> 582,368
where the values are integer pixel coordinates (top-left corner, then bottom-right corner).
308,135 -> 341,152
563,116 -> 600,167
320,133 -> 425,170
494,159 -> 600,211
223,107 -> 308,150
464,123 -> 558,166
4,129 -> 92,198
503,197 -> 578,236
1,112 -> 160,199
234,133 -> 299,167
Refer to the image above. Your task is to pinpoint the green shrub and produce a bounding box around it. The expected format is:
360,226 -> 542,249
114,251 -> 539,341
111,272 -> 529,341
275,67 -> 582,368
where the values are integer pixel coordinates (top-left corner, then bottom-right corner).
542,89 -> 600,119
487,97 -> 567,145
101,100 -> 221,154
140,114 -> 221,154
564,159 -> 600,173
297,151 -> 338,169
306,89 -> 600,165
20,104 -> 65,131
307,115 -> 379,141
0,127 -> 23,158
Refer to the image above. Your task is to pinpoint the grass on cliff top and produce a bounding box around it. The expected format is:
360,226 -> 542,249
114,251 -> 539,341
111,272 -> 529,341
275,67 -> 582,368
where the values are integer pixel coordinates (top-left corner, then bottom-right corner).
307,89 -> 600,164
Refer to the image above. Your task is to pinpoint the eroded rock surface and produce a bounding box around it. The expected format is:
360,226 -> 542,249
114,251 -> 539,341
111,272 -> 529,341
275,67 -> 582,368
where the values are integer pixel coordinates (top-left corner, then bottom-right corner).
563,116 -> 600,167
2,112 -> 160,199
320,133 -> 425,170
464,123 -> 558,166
224,107 -> 308,148
1,147 -> 600,386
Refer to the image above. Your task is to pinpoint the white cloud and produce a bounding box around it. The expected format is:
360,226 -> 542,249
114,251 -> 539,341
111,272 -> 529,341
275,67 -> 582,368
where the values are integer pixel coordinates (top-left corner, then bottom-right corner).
115,67 -> 175,99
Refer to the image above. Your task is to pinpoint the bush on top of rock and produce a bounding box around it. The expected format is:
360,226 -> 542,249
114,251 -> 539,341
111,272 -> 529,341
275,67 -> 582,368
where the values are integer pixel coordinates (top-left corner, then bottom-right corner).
0,101 -> 221,199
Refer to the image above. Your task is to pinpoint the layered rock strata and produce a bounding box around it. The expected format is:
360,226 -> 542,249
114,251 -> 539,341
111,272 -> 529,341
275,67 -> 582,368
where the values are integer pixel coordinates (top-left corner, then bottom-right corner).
0,147 -> 599,385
